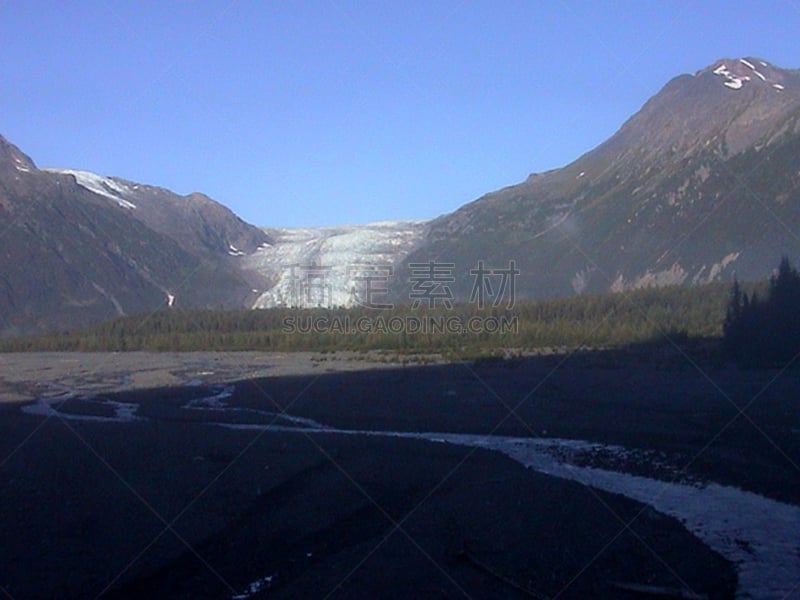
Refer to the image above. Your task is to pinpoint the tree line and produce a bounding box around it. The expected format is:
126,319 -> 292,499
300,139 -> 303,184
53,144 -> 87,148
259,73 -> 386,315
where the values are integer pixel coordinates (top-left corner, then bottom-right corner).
1,282 -> 736,355
723,256 -> 800,367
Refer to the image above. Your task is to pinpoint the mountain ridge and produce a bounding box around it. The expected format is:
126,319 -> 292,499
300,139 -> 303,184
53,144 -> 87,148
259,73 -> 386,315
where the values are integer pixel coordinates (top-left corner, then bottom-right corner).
397,56 -> 800,302
0,135 -> 269,335
3,57 -> 800,332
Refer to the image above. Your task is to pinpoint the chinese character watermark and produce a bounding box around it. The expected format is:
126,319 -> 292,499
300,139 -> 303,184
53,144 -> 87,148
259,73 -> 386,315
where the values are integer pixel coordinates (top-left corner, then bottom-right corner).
347,265 -> 394,309
408,261 -> 455,309
469,260 -> 519,309
291,264 -> 333,308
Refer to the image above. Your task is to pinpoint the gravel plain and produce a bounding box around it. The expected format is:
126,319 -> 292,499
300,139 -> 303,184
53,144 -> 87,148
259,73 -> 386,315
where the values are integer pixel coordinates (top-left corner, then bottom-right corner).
1,349 -> 798,598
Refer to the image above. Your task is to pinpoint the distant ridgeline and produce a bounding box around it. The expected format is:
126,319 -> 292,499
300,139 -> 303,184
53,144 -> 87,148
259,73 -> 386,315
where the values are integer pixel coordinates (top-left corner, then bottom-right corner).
1,283 -> 740,356
724,257 -> 800,367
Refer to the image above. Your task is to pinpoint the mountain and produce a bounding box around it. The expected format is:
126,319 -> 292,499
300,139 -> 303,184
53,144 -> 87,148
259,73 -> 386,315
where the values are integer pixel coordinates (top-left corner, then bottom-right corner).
4,57 -> 799,333
41,169 -> 271,260
397,57 -> 800,302
0,135 -> 270,335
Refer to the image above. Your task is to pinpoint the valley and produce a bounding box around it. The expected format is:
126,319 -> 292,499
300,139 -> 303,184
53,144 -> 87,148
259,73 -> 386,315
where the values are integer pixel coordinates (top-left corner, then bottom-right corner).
2,54 -> 800,600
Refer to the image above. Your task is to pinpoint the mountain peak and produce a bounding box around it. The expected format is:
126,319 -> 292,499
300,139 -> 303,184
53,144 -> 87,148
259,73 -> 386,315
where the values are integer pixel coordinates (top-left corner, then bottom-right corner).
403,58 -> 800,302
698,57 -> 794,92
0,134 -> 37,174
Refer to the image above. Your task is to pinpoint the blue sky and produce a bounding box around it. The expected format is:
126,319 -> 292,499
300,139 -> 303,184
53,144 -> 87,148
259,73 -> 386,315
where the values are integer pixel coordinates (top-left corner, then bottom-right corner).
2,1 -> 799,227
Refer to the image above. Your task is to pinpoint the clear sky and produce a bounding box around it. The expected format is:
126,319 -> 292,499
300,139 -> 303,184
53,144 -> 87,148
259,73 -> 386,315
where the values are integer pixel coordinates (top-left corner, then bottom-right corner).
2,1 -> 799,227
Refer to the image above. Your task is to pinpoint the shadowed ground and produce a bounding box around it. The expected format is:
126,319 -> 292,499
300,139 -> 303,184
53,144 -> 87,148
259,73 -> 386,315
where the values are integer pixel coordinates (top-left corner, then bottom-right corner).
2,348 -> 797,598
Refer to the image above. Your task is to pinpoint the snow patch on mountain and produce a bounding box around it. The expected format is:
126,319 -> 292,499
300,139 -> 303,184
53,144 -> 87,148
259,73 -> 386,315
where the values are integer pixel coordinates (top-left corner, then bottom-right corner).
13,156 -> 30,173
691,252 -> 740,284
714,64 -> 749,90
245,221 -> 426,308
712,59 -> 786,93
708,251 -> 740,281
45,169 -> 137,209
611,264 -> 689,293
571,267 -> 596,294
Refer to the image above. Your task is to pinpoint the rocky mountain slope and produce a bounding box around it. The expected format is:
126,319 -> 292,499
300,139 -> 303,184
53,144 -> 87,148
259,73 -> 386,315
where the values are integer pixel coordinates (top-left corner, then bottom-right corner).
41,168 -> 271,260
0,135 -> 269,335
398,57 -> 800,301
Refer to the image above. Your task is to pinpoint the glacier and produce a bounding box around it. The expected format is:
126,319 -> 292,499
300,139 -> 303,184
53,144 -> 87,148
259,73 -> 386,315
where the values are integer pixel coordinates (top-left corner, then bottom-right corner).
245,221 -> 427,308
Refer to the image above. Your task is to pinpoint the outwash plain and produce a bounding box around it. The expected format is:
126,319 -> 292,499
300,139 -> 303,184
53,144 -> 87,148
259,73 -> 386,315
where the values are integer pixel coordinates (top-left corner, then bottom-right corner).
1,349 -> 798,599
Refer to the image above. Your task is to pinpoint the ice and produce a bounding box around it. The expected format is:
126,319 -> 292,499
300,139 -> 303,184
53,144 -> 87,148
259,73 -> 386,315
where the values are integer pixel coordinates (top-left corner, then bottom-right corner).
246,221 -> 427,309
773,84 -> 785,91
740,59 -> 756,70
44,169 -> 137,209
